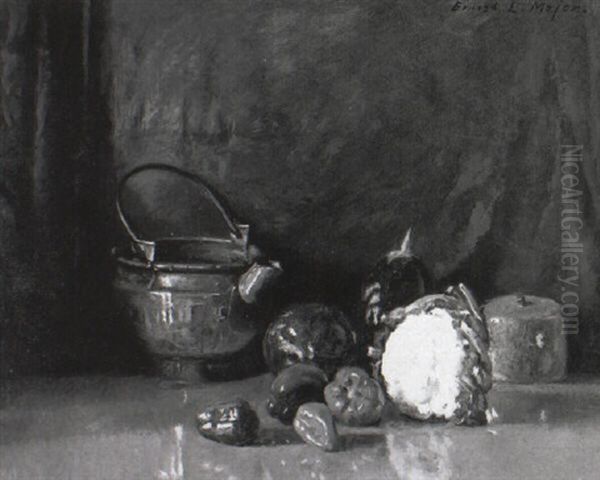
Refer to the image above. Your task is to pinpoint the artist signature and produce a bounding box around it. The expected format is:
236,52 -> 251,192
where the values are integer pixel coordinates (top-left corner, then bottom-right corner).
450,1 -> 589,20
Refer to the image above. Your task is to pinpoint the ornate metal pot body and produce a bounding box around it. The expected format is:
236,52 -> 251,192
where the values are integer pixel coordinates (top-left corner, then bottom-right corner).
113,164 -> 264,382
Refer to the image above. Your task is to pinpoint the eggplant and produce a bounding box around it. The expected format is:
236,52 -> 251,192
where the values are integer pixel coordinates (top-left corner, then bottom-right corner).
363,228 -> 432,326
363,228 -> 433,378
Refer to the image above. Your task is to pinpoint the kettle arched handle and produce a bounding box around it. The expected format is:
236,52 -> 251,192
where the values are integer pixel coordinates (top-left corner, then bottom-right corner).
116,163 -> 244,245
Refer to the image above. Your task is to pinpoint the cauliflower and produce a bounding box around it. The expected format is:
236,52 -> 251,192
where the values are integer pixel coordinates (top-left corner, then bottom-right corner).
379,284 -> 492,425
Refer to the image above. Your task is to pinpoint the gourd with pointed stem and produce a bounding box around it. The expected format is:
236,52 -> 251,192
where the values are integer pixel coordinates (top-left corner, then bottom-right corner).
363,227 -> 433,377
363,227 -> 433,327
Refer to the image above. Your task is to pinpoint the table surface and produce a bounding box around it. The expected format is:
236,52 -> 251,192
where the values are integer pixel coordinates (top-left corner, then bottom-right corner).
1,374 -> 600,480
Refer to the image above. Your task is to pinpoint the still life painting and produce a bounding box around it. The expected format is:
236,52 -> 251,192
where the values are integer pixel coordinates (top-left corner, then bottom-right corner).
0,0 -> 599,479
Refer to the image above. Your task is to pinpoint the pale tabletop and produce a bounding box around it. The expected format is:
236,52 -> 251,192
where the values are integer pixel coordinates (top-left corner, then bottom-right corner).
1,374 -> 600,480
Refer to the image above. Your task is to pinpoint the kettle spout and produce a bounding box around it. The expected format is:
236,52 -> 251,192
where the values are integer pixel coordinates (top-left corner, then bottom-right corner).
238,260 -> 283,304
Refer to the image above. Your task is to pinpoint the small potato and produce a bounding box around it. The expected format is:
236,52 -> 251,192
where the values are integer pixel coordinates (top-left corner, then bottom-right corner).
293,403 -> 340,452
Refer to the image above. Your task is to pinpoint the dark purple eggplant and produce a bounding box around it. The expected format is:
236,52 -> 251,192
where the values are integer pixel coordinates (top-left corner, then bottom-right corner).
362,228 -> 433,377
363,228 -> 432,326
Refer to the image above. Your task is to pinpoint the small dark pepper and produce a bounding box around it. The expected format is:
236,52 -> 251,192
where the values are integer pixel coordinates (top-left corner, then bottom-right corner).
293,402 -> 340,452
266,364 -> 329,424
324,367 -> 386,426
196,398 -> 259,446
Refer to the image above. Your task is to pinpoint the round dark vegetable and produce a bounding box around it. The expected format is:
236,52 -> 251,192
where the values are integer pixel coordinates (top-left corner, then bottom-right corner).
196,398 -> 259,446
263,303 -> 358,376
266,364 -> 328,424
